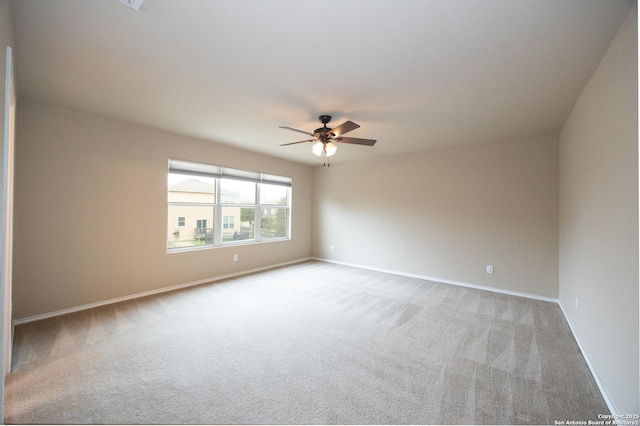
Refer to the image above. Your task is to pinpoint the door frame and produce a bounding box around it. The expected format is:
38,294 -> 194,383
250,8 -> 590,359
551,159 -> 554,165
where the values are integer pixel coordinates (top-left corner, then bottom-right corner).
3,45 -> 16,375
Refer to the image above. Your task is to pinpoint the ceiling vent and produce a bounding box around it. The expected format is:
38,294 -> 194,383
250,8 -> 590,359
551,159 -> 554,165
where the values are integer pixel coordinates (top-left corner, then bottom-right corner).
118,0 -> 144,10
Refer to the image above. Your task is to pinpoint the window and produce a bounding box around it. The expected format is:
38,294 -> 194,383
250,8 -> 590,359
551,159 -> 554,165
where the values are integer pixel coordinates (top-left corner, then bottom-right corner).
167,172 -> 215,249
260,183 -> 288,239
167,159 -> 291,251
220,179 -> 256,242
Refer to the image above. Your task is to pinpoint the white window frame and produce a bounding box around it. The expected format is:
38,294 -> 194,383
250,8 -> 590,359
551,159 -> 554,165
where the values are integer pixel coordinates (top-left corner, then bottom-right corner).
167,159 -> 291,252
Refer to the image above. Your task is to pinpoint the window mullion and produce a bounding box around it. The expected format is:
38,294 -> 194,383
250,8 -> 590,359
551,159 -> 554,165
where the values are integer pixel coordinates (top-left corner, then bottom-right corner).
213,178 -> 222,245
255,183 -> 261,241
287,187 -> 292,238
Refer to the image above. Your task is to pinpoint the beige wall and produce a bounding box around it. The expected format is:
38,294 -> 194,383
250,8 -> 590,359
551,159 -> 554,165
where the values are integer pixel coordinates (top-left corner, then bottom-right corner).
559,3 -> 638,415
13,100 -> 313,319
312,133 -> 559,299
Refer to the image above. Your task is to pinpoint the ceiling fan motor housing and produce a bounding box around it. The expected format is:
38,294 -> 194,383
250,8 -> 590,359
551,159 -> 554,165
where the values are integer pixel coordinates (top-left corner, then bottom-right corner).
314,128 -> 333,142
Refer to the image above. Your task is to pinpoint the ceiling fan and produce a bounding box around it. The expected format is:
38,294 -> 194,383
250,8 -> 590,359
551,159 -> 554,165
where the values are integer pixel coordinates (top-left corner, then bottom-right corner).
279,115 -> 376,166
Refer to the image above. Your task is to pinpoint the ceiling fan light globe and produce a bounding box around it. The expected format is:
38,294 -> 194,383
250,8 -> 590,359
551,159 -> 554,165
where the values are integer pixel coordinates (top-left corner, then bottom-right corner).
325,142 -> 337,157
312,141 -> 324,156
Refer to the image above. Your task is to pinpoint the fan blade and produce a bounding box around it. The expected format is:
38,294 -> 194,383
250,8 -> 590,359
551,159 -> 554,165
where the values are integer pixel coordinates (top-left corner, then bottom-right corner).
330,121 -> 360,137
280,139 -> 314,146
279,126 -> 314,137
335,137 -> 377,146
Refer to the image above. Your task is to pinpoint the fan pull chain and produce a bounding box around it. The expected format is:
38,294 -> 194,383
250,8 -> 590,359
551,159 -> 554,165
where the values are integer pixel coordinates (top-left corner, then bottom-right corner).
323,144 -> 330,167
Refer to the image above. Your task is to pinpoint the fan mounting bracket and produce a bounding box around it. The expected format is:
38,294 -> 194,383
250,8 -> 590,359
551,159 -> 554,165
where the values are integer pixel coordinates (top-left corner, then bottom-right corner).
318,115 -> 332,125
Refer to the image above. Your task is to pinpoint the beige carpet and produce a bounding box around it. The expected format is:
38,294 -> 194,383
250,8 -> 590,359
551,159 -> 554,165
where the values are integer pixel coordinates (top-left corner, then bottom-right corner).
5,261 -> 608,424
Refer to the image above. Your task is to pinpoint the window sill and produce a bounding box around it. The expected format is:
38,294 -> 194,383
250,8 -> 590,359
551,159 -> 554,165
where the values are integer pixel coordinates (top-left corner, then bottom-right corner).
166,237 -> 291,254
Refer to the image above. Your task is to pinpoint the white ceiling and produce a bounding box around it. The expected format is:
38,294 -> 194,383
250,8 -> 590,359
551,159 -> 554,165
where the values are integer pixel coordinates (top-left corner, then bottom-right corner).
11,0 -> 634,165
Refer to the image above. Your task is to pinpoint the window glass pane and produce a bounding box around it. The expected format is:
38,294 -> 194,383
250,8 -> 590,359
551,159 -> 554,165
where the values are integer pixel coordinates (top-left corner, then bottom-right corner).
220,179 -> 256,204
168,205 -> 214,248
261,207 -> 287,239
260,184 -> 288,206
222,206 -> 255,242
168,173 -> 215,203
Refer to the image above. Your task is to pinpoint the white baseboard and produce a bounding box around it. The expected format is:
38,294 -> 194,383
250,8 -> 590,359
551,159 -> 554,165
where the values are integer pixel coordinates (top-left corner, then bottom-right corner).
13,257 -> 313,326
312,257 -> 559,303
558,302 -> 618,415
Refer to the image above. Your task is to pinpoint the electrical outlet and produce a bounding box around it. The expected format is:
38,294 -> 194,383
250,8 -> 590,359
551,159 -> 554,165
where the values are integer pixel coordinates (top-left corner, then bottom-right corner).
233,254 -> 238,262
575,297 -> 578,310
486,265 -> 494,274
330,245 -> 334,252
